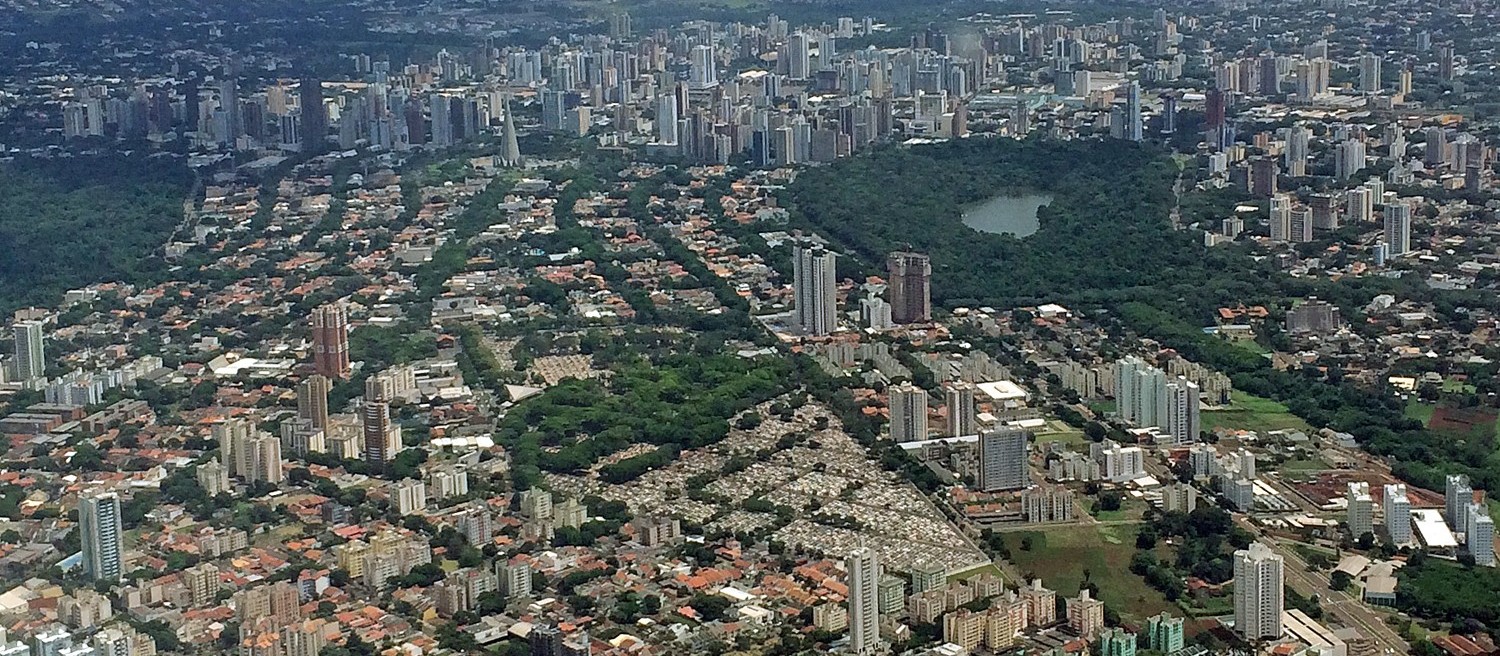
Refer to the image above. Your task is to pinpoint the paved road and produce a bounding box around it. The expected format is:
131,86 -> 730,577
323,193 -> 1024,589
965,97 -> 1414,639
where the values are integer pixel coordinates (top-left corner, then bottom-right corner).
1270,538 -> 1408,655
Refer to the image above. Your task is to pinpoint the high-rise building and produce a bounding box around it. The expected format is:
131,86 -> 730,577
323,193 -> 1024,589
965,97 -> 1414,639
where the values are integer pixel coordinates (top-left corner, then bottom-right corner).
1162,482 -> 1197,513
1285,126 -> 1310,177
1124,81 -> 1143,142
888,383 -> 928,443
234,433 -> 283,484
1384,201 -> 1412,256
1067,589 -> 1105,638
1359,53 -> 1383,92
1147,613 -> 1185,653
1384,484 -> 1412,545
80,490 -> 123,582
1232,543 -> 1283,640
978,427 -> 1028,492
886,252 -> 932,324
846,548 -> 882,656
1335,139 -> 1366,180
1467,504 -> 1495,567
197,457 -> 230,496
1163,376 -> 1200,445
184,562 -> 220,607
298,374 -> 331,430
1100,627 -> 1137,656
788,33 -> 812,80
298,78 -> 326,150
1446,474 -> 1473,536
1269,194 -> 1292,242
12,320 -> 45,387
311,304 -> 351,379
792,245 -> 837,336
363,376 -> 403,464
690,45 -> 718,89
945,382 -> 977,437
499,558 -> 533,599
1115,356 -> 1167,428
499,94 -> 522,167
1347,482 -> 1374,540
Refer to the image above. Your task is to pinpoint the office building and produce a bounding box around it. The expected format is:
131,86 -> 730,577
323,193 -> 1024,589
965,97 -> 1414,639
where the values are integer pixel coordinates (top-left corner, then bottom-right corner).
886,251 -> 932,324
1446,474 -> 1472,537
1384,483 -> 1412,545
311,304 -> 351,379
1384,201 -> 1412,256
363,376 -> 403,464
12,321 -> 45,387
1147,613 -> 1185,653
945,382 -> 977,437
979,427 -> 1029,492
792,245 -> 837,336
1067,589 -> 1105,639
888,383 -> 928,443
846,547 -> 882,656
80,490 -> 124,582
297,374 -> 331,430
1163,376 -> 1200,445
1347,482 -> 1374,540
1232,543 -> 1283,640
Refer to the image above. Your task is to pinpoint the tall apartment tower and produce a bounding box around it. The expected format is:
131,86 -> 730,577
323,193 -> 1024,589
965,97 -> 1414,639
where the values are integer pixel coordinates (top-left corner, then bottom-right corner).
298,77 -> 326,150
1446,474 -> 1473,537
1347,482 -> 1374,540
1125,81 -> 1144,142
945,382 -> 977,437
12,320 -> 46,387
1232,543 -> 1284,640
1467,505 -> 1495,567
297,374 -> 331,430
363,376 -> 403,464
979,427 -> 1029,492
1163,376 -> 1201,445
1116,356 -> 1167,429
792,246 -> 838,336
1384,201 -> 1412,256
886,252 -> 932,324
1359,52 -> 1382,92
1384,484 -> 1412,545
1284,126 -> 1310,177
311,304 -> 351,379
846,547 -> 883,656
80,490 -> 124,582
888,383 -> 928,443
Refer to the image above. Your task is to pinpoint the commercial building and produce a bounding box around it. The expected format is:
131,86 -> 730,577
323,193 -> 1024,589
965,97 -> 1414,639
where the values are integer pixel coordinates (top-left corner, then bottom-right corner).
1232,543 -> 1283,640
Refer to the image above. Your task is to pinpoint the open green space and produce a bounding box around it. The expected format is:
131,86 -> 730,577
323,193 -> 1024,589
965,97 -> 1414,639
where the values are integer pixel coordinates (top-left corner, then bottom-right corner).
1396,555 -> 1500,629
1404,399 -> 1436,425
1035,429 -> 1090,448
1000,524 -> 1173,621
1277,458 -> 1330,481
1203,390 -> 1313,434
946,562 -> 1004,584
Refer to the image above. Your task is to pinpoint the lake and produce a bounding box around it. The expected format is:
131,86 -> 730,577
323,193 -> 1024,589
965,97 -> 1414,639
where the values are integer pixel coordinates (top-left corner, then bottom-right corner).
960,192 -> 1054,237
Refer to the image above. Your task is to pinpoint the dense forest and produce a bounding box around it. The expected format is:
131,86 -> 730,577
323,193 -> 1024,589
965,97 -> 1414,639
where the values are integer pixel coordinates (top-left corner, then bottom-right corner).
788,137 -> 1497,493
0,154 -> 193,313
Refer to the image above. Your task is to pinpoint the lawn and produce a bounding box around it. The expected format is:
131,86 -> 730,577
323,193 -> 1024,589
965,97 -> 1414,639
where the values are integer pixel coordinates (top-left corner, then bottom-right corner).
1278,458 -> 1330,481
1203,390 -> 1313,434
1036,429 -> 1091,448
947,562 -> 1004,584
1000,524 -> 1173,621
1404,399 -> 1435,426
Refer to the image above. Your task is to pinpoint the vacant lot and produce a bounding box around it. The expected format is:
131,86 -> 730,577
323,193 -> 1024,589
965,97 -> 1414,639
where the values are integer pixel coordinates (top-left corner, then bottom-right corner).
1204,390 -> 1312,434
1000,524 -> 1172,622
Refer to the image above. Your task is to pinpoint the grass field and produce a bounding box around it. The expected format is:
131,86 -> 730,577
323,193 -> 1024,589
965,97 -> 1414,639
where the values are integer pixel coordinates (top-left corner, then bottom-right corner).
1278,458 -> 1330,481
947,562 -> 1004,584
1203,390 -> 1313,434
1000,524 -> 1173,621
1405,398 -> 1436,425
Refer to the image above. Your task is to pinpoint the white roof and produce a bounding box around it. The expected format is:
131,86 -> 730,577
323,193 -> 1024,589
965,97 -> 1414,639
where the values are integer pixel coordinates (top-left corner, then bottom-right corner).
975,380 -> 1028,401
1412,509 -> 1457,548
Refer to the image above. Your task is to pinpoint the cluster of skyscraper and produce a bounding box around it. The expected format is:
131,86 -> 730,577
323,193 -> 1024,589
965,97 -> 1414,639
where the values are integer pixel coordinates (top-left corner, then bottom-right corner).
1113,356 -> 1200,445
792,248 -> 932,336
